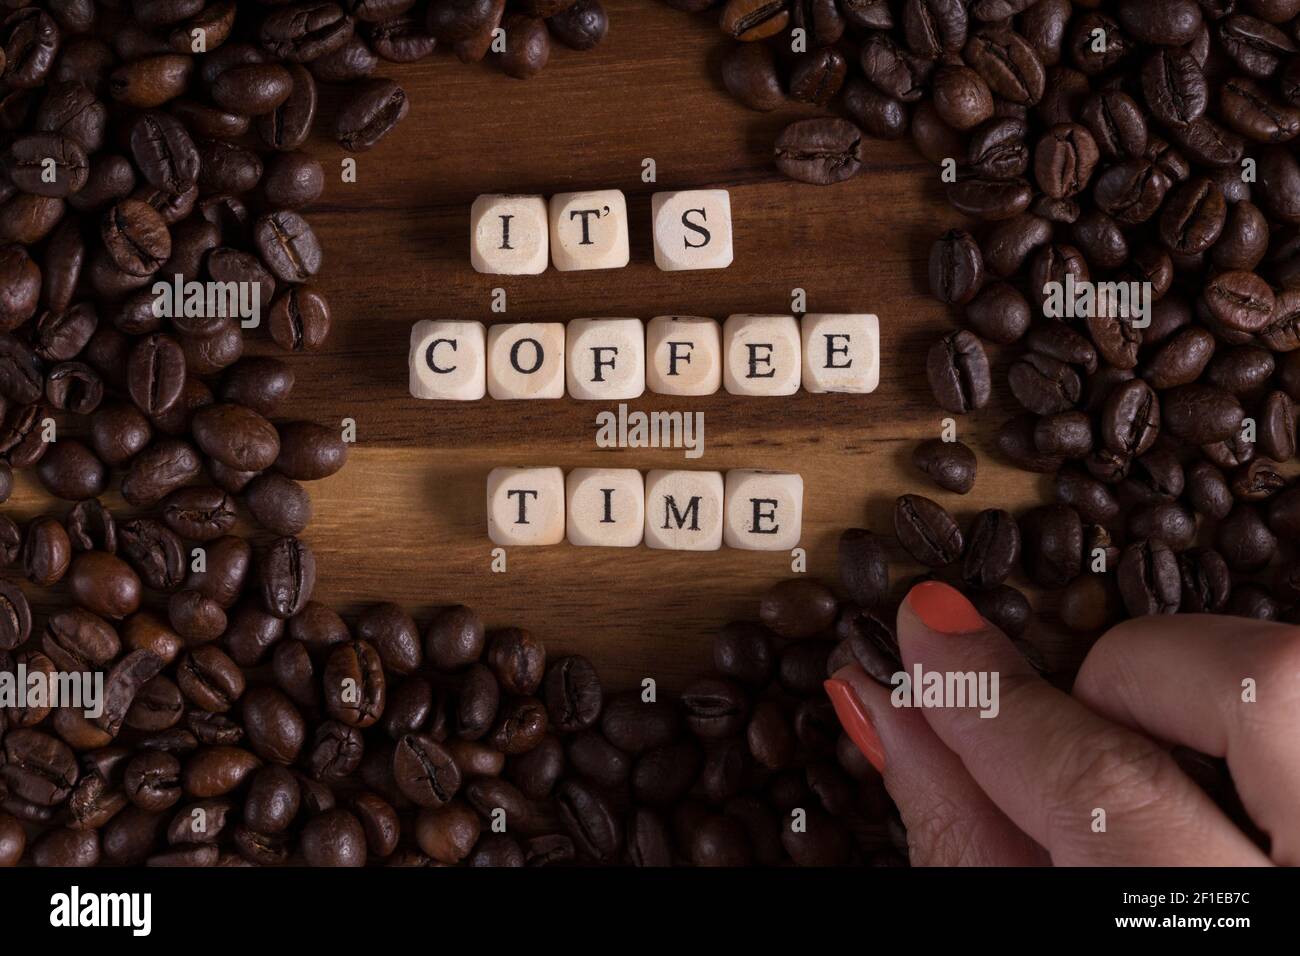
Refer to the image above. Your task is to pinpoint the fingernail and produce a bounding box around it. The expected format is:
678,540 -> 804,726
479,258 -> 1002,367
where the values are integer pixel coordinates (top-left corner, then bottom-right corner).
906,581 -> 985,635
824,679 -> 886,772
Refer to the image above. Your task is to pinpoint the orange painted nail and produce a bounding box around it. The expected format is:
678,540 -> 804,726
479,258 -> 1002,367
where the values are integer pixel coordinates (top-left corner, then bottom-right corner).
906,581 -> 986,635
824,679 -> 885,773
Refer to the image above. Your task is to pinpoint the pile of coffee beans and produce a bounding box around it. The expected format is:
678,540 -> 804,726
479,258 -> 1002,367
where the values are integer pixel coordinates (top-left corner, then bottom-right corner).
1,559 -> 910,865
683,0 -> 1300,631
0,0 -> 611,867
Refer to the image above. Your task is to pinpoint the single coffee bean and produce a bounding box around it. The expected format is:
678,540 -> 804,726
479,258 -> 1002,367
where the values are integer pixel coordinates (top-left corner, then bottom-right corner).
962,509 -> 1020,590
928,229 -> 984,305
894,494 -> 963,568
334,78 -> 408,151
773,118 -> 865,185
927,330 -> 991,413
912,438 -> 976,493
758,579 -> 837,639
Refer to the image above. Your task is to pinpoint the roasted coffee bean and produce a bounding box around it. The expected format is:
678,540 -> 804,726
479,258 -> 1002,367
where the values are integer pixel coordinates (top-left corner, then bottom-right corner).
324,640 -> 385,728
758,578 -> 837,639
159,486 -> 236,542
773,118 -> 865,185
912,438 -> 976,494
600,692 -> 679,755
1009,352 -> 1082,415
964,282 -> 1030,344
23,516 -> 71,587
542,655 -> 602,733
1034,122 -> 1098,198
1118,539 -> 1182,616
970,584 -> 1030,638
1020,504 -> 1082,588
720,0 -> 789,41
0,580 -> 32,650
983,214 -> 1051,277
35,439 -> 105,500
1260,391 -> 1297,461
894,494 -> 963,568
334,78 -> 408,151
837,529 -> 889,610
393,733 -> 460,807
273,420 -> 347,479
945,175 -> 1033,220
927,330 -> 990,413
929,229 -> 984,305
1217,504 -> 1277,572
425,604 -> 484,671
1163,384 -> 1245,444
1101,379 -> 1160,457
962,509 -> 1020,590
485,626 -> 544,695
120,439 -> 202,507
721,42 -> 785,111
489,696 -> 548,754
299,808 -> 366,868
1203,270 -> 1276,338
177,645 -> 244,714
555,779 -> 621,863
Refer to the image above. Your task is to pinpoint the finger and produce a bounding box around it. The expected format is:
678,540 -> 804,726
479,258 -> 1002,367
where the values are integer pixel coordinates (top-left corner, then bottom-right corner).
827,664 -> 1049,866
1074,614 -> 1300,864
897,581 -> 1269,866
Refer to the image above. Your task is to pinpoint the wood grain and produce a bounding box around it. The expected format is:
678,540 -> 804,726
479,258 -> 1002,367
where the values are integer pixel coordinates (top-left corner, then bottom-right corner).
7,1 -> 1089,691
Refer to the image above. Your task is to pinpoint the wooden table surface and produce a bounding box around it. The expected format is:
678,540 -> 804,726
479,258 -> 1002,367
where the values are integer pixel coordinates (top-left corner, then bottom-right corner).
9,0 -> 1081,691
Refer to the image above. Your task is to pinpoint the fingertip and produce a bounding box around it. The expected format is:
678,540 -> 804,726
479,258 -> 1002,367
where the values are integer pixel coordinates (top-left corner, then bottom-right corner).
904,581 -> 988,636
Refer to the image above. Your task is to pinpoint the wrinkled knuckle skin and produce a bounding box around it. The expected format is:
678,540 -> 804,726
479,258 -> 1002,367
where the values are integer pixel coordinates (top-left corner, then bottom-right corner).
1046,726 -> 1174,845
903,797 -> 993,867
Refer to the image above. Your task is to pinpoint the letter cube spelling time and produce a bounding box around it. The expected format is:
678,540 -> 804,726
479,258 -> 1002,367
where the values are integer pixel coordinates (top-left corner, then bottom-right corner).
643,469 -> 724,551
548,189 -> 629,271
470,194 -> 549,275
723,470 -> 804,551
565,468 -> 645,547
651,189 -> 734,271
486,467 -> 565,546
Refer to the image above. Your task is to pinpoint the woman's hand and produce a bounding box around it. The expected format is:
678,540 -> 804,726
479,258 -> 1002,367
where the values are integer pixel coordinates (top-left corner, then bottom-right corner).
826,580 -> 1296,866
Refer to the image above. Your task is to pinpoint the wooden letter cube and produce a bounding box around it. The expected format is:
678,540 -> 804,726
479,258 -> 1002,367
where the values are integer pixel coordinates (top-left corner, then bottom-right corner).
486,322 -> 566,399
565,468 -> 645,547
723,470 -> 804,551
566,317 -> 645,400
486,467 -> 565,546
643,469 -> 724,551
722,314 -> 801,396
470,194 -> 549,275
651,189 -> 733,271
645,315 -> 721,396
408,320 -> 486,400
801,313 -> 880,394
548,189 -> 629,272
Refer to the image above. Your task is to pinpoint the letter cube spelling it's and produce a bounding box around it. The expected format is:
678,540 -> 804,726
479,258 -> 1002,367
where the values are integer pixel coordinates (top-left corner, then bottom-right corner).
565,468 -> 645,547
722,314 -> 801,396
645,315 -> 722,396
486,322 -> 566,399
801,313 -> 880,394
723,470 -> 803,551
566,317 -> 645,400
409,320 -> 486,400
643,469 -> 724,551
486,467 -> 565,546
470,194 -> 549,275
651,189 -> 734,272
548,189 -> 629,272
